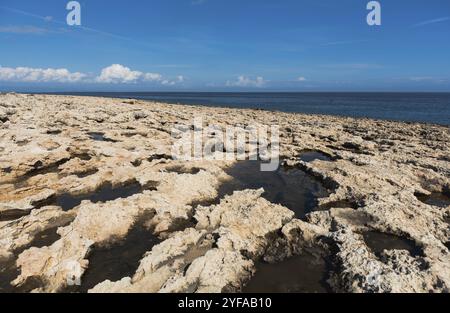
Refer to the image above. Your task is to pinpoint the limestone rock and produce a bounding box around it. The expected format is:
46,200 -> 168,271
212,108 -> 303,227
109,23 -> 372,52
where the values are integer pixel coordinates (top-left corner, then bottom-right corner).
0,93 -> 448,293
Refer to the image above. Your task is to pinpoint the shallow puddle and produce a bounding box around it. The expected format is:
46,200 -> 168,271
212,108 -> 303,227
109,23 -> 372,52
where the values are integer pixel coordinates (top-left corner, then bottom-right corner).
318,199 -> 359,210
220,161 -> 329,218
0,260 -> 19,293
363,231 -> 422,257
8,154 -> 91,189
72,153 -> 92,161
299,151 -> 332,163
24,159 -> 68,177
0,210 -> 31,222
77,223 -> 160,293
75,169 -> 99,178
1,223 -> 75,293
1,167 -> 12,174
46,129 -> 62,135
25,226 -> 63,250
165,165 -> 201,175
12,159 -> 69,189
243,250 -> 330,293
87,132 -> 117,143
415,192 -> 450,208
444,242 -> 450,251
53,181 -> 148,211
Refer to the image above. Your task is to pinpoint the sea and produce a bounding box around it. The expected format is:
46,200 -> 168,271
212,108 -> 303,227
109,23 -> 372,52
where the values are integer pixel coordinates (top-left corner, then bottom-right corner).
51,92 -> 450,126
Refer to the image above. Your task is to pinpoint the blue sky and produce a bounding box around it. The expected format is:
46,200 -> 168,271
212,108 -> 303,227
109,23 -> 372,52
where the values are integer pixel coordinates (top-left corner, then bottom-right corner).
0,0 -> 449,91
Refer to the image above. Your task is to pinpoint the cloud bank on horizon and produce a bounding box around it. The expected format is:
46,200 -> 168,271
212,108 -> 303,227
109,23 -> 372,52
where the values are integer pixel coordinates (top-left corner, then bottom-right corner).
0,64 -> 185,86
0,63 -> 269,89
226,76 -> 266,88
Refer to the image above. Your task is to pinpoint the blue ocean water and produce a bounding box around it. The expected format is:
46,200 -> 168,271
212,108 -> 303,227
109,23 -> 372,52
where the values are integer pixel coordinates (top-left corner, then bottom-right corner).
54,92 -> 450,126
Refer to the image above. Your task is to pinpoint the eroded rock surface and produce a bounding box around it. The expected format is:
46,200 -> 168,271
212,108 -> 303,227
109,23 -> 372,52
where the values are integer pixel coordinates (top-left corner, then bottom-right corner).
0,93 -> 449,293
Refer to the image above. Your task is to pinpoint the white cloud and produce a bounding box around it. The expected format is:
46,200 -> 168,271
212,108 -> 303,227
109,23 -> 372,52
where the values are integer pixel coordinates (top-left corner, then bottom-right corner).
0,65 -> 86,82
226,76 -> 266,88
0,63 -> 184,85
161,80 -> 174,86
297,76 -> 307,82
96,64 -> 182,85
161,75 -> 185,86
143,72 -> 162,81
96,64 -> 143,83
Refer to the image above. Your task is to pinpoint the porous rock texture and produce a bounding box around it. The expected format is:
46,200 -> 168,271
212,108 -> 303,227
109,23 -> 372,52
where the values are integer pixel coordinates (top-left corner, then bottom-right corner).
0,93 -> 449,293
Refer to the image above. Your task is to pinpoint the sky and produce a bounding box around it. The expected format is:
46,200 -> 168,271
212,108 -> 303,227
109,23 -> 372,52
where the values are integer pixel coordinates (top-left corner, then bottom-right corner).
0,0 -> 449,92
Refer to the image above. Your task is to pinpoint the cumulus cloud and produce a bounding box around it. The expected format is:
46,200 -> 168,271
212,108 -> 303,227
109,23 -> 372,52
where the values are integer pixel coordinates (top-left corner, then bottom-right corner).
297,76 -> 307,81
0,65 -> 86,82
96,64 -> 143,83
0,63 -> 184,85
226,76 -> 266,88
161,75 -> 185,86
96,64 -> 181,85
143,72 -> 163,81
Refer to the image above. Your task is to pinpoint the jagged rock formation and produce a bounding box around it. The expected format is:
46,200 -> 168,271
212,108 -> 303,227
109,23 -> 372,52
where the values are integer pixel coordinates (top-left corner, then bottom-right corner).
0,93 -> 449,293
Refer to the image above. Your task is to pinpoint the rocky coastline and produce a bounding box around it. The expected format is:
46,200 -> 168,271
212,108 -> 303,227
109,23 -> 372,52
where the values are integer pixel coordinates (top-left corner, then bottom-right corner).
0,93 -> 449,293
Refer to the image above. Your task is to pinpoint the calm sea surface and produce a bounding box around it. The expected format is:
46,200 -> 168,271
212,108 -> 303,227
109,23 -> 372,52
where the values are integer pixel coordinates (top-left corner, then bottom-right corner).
52,92 -> 450,126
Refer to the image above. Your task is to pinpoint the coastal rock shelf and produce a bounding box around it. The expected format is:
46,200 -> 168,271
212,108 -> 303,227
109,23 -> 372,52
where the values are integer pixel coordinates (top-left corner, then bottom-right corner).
0,93 -> 449,293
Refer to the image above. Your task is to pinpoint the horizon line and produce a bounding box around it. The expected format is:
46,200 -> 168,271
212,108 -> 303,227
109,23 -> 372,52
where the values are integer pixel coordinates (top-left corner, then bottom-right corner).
6,90 -> 450,94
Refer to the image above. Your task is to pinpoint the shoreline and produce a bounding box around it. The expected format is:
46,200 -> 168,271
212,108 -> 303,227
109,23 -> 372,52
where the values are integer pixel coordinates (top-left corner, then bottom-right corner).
9,91 -> 450,128
0,93 -> 449,293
